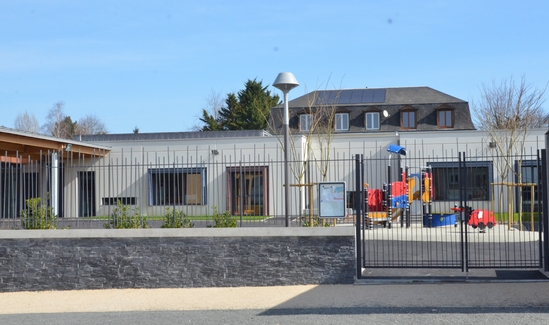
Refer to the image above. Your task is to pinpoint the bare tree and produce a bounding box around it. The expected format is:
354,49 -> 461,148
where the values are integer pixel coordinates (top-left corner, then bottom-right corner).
42,102 -> 108,139
472,76 -> 547,130
75,114 -> 108,135
192,90 -> 227,131
308,93 -> 340,182
205,90 -> 225,121
42,101 -> 68,138
14,111 -> 40,133
471,76 -> 547,220
264,86 -> 341,226
472,76 -> 547,168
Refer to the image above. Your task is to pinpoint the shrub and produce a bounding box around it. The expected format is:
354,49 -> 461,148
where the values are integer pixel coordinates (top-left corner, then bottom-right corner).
104,200 -> 148,229
209,205 -> 237,228
301,215 -> 332,227
21,197 -> 57,229
161,207 -> 194,228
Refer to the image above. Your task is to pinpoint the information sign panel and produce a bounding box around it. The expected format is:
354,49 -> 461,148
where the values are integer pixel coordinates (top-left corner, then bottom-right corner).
318,182 -> 346,218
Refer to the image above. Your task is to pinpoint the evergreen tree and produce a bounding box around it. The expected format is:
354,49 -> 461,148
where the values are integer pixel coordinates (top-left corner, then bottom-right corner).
198,79 -> 280,131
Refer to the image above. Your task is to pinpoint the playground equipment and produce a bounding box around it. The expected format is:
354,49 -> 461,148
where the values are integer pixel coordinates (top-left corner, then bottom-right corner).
451,205 -> 496,233
364,144 -> 435,229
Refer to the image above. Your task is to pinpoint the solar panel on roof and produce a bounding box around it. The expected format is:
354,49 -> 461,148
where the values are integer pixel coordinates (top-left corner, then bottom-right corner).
372,89 -> 386,103
327,91 -> 338,103
313,89 -> 386,105
362,89 -> 374,103
338,90 -> 353,104
349,90 -> 364,103
315,91 -> 330,105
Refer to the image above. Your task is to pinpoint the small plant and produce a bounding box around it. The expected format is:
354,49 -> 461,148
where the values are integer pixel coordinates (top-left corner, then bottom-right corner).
208,205 -> 237,228
21,197 -> 57,229
301,215 -> 332,227
161,207 -> 194,228
104,200 -> 148,229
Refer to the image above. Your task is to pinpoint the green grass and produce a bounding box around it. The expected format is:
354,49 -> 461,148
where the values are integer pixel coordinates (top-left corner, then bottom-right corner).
79,214 -> 270,221
494,212 -> 539,223
191,215 -> 269,221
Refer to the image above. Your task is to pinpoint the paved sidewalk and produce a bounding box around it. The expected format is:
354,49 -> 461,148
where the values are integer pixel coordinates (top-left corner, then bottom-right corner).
2,282 -> 549,315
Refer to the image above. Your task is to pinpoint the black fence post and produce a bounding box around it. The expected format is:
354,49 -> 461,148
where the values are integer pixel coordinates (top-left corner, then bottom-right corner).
541,149 -> 549,271
355,154 -> 363,279
460,152 -> 470,273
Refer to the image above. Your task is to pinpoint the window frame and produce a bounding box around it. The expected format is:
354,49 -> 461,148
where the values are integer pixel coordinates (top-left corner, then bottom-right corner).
299,114 -> 313,132
515,160 -> 540,213
437,109 -> 454,128
78,171 -> 96,217
428,161 -> 493,201
334,113 -> 349,131
401,110 -> 417,129
148,167 -> 207,206
365,112 -> 380,130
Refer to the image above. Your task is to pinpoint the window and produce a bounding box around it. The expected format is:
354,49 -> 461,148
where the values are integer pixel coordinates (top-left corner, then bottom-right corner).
78,171 -> 96,217
438,110 -> 453,128
516,160 -> 540,212
300,114 -> 313,132
346,191 -> 355,209
227,166 -> 268,215
365,112 -> 380,130
148,168 -> 206,205
102,197 -> 137,205
1,170 -> 40,218
429,161 -> 492,201
335,113 -> 349,131
401,111 -> 416,129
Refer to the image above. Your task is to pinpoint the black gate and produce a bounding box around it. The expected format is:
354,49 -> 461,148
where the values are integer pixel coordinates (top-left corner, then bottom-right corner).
355,150 -> 548,278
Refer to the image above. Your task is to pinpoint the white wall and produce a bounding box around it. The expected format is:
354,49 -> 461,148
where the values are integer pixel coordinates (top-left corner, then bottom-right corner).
69,129 -> 546,219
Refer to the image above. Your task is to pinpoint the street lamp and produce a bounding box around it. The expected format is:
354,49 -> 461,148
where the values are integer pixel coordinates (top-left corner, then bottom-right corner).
273,72 -> 299,227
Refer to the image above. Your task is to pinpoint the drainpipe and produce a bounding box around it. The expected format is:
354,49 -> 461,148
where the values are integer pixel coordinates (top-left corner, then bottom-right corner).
51,151 -> 59,216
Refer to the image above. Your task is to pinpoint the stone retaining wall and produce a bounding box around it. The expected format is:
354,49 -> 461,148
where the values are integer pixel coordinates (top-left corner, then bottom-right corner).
0,228 -> 355,292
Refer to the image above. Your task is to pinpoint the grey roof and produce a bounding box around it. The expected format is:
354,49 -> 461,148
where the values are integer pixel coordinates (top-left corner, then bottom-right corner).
268,86 -> 475,134
78,130 -> 273,142
275,86 -> 466,109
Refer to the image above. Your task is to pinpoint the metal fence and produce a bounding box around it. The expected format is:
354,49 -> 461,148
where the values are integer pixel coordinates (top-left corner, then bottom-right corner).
0,149 -> 357,229
2,143 -> 545,235
355,149 -> 545,271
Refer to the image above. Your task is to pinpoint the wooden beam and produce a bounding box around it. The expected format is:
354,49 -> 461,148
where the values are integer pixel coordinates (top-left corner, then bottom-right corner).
67,145 -> 109,157
0,133 -> 63,151
0,132 -> 110,159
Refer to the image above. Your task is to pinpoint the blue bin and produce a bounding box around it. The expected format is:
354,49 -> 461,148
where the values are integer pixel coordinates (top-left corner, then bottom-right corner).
423,214 -> 456,227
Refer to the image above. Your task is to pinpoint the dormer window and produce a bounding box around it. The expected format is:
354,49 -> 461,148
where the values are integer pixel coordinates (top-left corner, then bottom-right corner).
300,114 -> 313,132
335,113 -> 349,131
437,107 -> 454,128
365,112 -> 380,130
401,107 -> 417,129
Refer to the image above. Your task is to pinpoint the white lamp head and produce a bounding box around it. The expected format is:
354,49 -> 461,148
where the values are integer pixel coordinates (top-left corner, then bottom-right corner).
273,72 -> 299,91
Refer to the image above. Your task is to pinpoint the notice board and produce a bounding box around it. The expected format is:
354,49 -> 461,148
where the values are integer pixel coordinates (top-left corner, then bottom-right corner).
318,182 -> 346,218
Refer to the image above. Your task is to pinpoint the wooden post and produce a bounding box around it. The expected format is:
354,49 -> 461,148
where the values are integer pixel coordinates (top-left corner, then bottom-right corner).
531,184 -> 535,232
290,183 -> 317,227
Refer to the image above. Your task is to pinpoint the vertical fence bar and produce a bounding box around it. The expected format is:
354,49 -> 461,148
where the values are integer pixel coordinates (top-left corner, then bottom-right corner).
537,150 -> 543,268
459,152 -> 467,272
542,149 -> 549,271
355,154 -> 363,279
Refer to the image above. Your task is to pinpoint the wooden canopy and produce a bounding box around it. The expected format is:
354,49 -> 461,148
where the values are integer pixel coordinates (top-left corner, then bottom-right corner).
0,127 -> 110,162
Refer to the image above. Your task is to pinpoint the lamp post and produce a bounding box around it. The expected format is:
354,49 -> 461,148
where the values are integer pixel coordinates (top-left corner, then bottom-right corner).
273,72 -> 299,227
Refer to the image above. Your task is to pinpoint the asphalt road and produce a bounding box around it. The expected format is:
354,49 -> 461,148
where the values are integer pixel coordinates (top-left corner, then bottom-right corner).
2,308 -> 549,325
2,282 -> 549,324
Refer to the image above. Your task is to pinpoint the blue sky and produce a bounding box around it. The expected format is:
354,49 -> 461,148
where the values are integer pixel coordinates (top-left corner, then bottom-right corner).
2,0 -> 548,134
